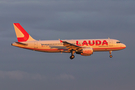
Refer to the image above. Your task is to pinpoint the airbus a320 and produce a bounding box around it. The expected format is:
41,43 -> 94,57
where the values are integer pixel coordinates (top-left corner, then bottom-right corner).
11,23 -> 126,59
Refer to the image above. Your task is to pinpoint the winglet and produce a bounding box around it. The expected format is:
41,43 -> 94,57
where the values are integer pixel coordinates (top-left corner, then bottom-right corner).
13,23 -> 36,42
59,39 -> 63,43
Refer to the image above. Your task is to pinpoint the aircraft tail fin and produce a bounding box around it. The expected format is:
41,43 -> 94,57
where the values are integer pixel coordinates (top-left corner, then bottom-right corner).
13,23 -> 36,42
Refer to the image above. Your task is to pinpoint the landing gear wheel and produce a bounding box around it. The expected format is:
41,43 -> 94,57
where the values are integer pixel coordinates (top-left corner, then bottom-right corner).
70,50 -> 75,60
109,55 -> 113,58
109,51 -> 113,58
70,55 -> 75,59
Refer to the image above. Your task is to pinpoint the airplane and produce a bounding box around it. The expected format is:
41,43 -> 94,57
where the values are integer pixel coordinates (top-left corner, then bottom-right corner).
11,23 -> 126,59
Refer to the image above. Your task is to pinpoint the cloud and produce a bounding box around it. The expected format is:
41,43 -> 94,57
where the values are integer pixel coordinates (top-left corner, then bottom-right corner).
0,0 -> 40,4
0,70 -> 75,81
0,0 -> 135,90
1,0 -> 135,32
0,70 -> 46,80
57,74 -> 75,80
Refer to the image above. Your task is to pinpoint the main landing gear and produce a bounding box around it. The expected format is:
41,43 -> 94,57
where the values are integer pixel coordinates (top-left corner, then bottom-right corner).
109,51 -> 113,58
70,50 -> 75,59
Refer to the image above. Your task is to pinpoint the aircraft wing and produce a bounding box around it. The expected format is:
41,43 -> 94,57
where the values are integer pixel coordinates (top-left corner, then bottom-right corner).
60,40 -> 82,51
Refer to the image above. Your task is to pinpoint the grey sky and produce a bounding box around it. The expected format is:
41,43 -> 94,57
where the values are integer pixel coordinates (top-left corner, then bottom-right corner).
0,0 -> 135,90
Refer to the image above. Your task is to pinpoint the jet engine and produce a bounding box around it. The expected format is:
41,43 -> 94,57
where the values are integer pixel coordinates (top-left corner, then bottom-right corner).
76,48 -> 93,56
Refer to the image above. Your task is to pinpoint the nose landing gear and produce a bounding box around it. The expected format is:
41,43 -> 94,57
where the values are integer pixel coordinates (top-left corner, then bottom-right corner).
109,51 -> 113,58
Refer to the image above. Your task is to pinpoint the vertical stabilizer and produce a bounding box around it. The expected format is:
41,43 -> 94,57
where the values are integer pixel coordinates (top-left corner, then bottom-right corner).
13,23 -> 36,42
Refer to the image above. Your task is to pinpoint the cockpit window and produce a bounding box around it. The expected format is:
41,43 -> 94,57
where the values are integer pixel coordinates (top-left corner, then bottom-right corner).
116,41 -> 121,43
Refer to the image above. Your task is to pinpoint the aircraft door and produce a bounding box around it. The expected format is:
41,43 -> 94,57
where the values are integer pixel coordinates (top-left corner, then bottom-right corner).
109,40 -> 113,46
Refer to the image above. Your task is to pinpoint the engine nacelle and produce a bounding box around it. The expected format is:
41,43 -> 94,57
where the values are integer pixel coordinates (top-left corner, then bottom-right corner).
80,48 -> 93,56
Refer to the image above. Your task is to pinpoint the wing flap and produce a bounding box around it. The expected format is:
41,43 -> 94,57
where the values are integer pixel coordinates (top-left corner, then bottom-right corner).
61,40 -> 82,51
